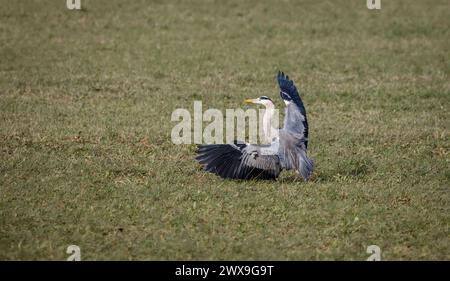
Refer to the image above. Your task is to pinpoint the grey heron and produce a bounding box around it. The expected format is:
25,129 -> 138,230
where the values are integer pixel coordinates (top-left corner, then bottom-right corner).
196,71 -> 314,181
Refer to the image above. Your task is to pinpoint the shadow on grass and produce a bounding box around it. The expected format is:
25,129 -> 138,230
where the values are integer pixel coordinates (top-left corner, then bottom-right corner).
309,158 -> 375,183
194,157 -> 375,184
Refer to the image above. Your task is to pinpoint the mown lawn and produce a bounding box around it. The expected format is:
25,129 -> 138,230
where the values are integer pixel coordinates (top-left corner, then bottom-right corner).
0,0 -> 449,260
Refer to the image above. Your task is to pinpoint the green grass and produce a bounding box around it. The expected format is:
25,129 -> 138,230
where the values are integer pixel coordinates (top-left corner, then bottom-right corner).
0,0 -> 449,260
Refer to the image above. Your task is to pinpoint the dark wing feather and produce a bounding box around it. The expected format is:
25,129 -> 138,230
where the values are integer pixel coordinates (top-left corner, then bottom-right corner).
196,142 -> 281,180
277,71 -> 309,148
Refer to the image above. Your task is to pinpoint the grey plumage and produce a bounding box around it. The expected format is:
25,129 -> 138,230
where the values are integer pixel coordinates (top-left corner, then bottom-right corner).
196,71 -> 314,181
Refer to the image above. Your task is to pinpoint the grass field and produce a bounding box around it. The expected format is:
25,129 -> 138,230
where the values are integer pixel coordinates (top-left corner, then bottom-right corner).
0,0 -> 449,260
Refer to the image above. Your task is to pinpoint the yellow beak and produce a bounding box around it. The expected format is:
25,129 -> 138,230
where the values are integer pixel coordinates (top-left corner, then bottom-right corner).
244,99 -> 256,104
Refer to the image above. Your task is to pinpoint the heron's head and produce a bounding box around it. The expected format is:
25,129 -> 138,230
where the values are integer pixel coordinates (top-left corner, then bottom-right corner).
244,96 -> 274,108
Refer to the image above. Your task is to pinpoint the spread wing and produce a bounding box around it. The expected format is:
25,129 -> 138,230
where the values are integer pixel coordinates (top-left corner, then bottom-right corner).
196,141 -> 281,180
277,71 -> 309,148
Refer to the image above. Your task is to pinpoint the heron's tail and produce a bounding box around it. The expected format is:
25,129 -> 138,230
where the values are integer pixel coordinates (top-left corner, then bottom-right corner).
298,150 -> 314,181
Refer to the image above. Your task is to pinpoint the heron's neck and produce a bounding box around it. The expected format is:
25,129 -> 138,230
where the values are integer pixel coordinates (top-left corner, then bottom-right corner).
262,103 -> 278,143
